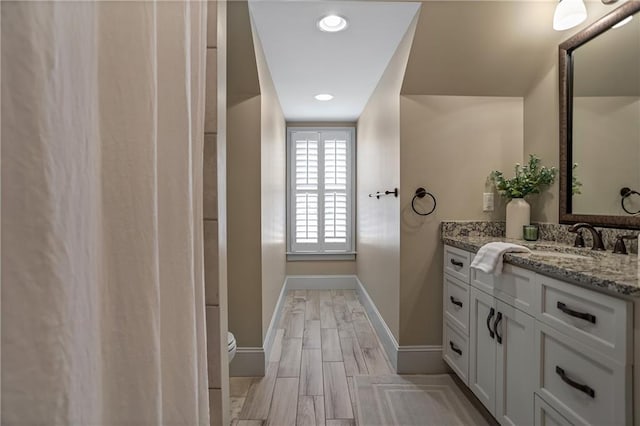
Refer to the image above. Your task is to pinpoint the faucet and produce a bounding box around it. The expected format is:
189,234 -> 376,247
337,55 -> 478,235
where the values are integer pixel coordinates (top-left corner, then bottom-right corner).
568,223 -> 605,251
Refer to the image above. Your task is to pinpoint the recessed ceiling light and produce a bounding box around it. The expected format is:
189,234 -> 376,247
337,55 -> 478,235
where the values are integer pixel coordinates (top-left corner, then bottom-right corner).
314,94 -> 334,101
318,15 -> 348,33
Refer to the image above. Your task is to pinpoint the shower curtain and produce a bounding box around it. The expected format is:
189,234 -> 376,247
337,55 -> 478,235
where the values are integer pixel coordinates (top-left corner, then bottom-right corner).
2,1 -> 210,424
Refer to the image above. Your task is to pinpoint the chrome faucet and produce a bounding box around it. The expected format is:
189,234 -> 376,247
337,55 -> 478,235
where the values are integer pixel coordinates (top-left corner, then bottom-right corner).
568,223 -> 605,251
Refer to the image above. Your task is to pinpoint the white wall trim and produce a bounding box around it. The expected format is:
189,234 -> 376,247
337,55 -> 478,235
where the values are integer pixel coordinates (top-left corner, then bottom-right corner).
263,278 -> 289,366
354,276 -> 399,369
229,347 -> 265,377
286,275 -> 358,290
397,345 -> 448,374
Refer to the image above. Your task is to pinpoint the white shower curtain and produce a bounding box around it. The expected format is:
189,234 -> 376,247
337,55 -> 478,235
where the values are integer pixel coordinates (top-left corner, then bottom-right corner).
2,1 -> 210,424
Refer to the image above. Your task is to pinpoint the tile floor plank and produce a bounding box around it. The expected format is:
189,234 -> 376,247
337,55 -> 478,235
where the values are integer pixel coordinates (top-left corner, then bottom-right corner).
303,320 -> 321,349
278,338 -> 303,377
305,290 -> 321,321
239,363 -> 278,420
339,334 -> 368,376
285,312 -> 305,339
321,328 -> 343,362
361,346 -> 393,375
323,362 -> 354,420
266,377 -> 298,426
351,312 -> 379,348
269,329 -> 285,362
299,349 -> 323,396
320,292 -> 337,329
296,395 -> 325,426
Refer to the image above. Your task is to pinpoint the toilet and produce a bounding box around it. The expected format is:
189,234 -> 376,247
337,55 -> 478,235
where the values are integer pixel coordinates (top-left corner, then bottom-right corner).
227,332 -> 236,362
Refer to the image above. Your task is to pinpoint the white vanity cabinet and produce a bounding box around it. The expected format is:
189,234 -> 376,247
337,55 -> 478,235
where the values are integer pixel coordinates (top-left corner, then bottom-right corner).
442,244 -> 635,426
468,274 -> 536,426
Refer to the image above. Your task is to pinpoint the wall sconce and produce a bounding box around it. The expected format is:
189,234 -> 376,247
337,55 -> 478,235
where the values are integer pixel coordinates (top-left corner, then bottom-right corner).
553,0 -> 620,31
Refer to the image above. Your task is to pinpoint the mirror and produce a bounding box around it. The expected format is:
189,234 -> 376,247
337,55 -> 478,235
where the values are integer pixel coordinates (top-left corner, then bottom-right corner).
559,1 -> 640,229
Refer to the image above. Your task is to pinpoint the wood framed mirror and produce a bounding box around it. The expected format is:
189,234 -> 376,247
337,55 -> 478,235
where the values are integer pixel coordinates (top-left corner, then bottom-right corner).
559,1 -> 640,229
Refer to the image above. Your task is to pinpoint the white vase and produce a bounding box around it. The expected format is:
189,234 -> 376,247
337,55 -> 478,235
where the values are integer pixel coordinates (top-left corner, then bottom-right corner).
505,198 -> 530,240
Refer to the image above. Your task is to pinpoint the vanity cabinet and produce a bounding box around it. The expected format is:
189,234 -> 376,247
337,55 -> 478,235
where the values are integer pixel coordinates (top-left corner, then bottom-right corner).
469,281 -> 536,426
442,244 -> 634,426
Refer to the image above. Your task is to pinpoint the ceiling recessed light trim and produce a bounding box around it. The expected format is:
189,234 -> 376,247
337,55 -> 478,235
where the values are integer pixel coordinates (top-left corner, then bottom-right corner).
318,15 -> 348,33
612,15 -> 633,29
314,93 -> 334,101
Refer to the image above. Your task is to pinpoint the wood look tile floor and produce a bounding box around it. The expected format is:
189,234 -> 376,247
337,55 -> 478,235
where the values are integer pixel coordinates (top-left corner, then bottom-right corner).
230,290 -> 393,426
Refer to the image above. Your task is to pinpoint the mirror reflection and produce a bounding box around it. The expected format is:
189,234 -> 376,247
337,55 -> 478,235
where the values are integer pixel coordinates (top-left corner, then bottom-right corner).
570,11 -> 640,217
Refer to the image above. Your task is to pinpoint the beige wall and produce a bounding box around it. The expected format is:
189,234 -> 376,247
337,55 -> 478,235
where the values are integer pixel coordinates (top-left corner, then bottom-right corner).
356,16 -> 418,342
227,95 -> 262,347
523,1 -> 613,222
227,1 -> 263,348
254,28 -> 287,339
399,95 -> 523,345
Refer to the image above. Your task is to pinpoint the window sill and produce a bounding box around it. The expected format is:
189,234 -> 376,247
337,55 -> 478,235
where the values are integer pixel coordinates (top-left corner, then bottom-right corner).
286,252 -> 356,261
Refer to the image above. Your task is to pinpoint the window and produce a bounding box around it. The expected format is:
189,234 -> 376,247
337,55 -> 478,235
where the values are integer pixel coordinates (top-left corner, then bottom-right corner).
287,127 -> 355,258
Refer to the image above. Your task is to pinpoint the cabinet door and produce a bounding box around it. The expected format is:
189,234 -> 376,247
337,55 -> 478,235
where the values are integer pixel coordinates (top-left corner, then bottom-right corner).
496,300 -> 536,426
469,287 -> 497,414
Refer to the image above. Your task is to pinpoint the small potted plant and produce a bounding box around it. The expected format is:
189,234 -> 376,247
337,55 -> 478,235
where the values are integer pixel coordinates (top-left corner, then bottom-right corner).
491,155 -> 557,239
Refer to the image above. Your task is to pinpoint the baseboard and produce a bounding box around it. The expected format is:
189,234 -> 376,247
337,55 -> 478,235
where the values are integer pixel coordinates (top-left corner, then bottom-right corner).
355,276 -> 448,374
397,345 -> 448,374
229,347 -> 265,377
285,275 -> 358,290
263,278 -> 289,367
354,276 -> 399,370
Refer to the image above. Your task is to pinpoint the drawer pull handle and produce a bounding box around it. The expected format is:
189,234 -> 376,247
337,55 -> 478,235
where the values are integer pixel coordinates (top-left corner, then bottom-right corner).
557,302 -> 597,324
494,311 -> 503,344
486,307 -> 495,339
555,366 -> 595,398
449,341 -> 462,356
450,259 -> 464,268
450,296 -> 463,308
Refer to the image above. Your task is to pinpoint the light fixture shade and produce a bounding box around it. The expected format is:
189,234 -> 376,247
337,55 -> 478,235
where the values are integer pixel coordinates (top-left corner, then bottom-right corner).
553,0 -> 588,31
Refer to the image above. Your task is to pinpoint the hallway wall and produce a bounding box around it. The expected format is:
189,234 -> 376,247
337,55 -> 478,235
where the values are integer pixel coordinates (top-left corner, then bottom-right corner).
398,95 -> 523,346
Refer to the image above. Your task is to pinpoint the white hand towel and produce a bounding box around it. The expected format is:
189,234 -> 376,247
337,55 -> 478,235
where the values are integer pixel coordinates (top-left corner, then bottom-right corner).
470,242 -> 531,275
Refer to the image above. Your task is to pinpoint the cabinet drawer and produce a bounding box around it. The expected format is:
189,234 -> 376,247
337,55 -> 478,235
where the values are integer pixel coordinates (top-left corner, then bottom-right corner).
444,245 -> 471,283
444,275 -> 470,335
535,394 -> 573,426
495,264 -> 537,316
537,275 -> 632,364
443,321 -> 469,385
471,267 -> 495,294
536,323 -> 631,426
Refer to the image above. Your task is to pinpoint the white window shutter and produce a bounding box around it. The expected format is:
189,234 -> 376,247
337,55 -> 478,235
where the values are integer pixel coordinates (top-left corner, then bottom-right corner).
289,128 -> 353,253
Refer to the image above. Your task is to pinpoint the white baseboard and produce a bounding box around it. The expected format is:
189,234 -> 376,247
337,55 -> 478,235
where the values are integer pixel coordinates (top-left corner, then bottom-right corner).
229,347 -> 264,377
397,345 -> 448,374
285,275 -> 358,290
354,276 -> 399,369
263,278 -> 289,366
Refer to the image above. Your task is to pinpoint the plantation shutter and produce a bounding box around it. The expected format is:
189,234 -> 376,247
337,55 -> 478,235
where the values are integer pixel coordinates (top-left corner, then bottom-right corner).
289,129 -> 353,253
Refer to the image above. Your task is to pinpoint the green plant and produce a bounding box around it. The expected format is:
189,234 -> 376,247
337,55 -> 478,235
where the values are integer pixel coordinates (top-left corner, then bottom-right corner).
572,163 -> 582,196
491,155 -> 557,199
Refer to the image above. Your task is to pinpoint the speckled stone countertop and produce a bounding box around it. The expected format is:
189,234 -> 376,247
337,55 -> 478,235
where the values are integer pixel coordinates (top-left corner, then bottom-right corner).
442,222 -> 640,298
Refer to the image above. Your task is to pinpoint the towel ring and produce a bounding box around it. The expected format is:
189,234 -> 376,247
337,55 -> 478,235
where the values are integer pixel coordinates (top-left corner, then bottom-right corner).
620,187 -> 640,215
411,187 -> 436,216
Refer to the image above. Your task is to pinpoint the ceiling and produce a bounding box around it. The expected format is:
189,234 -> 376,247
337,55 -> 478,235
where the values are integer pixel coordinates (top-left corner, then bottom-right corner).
248,0 -> 622,121
249,1 -> 421,121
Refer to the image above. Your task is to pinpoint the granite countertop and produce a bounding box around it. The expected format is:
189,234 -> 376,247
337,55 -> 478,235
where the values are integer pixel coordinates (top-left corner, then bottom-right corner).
442,235 -> 640,298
